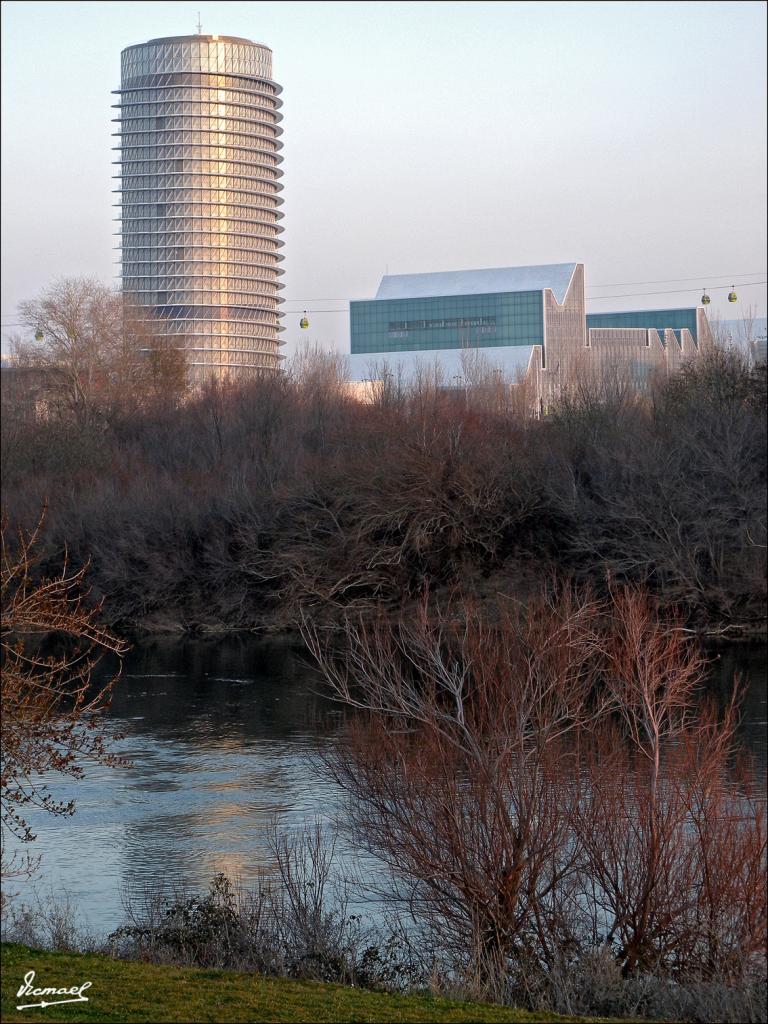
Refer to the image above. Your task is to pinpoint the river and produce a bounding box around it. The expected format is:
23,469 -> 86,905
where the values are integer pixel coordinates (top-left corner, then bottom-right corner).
3,636 -> 766,936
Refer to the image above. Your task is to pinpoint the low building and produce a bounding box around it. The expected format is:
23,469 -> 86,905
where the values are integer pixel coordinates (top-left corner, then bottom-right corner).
750,335 -> 767,366
348,262 -> 714,411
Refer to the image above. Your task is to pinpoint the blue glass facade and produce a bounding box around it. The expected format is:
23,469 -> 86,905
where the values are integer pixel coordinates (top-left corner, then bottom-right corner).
586,308 -> 698,341
350,290 -> 544,355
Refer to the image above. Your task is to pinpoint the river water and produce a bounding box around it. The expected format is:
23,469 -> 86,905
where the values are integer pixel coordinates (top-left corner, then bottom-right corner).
4,637 -> 766,936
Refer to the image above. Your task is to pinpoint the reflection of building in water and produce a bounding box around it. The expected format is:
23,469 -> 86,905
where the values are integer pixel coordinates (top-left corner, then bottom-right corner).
114,34 -> 284,384
348,262 -> 716,412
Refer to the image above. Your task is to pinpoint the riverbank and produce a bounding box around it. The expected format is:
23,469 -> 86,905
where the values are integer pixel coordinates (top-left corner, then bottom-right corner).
0,944 -> 622,1023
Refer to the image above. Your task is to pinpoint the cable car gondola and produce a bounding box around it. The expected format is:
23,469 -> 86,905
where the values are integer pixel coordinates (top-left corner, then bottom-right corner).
701,290 -> 711,305
299,311 -> 309,329
728,285 -> 737,303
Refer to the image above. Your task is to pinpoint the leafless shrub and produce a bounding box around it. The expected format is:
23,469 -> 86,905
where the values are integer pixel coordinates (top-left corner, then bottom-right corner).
304,583 -> 609,1001
573,588 -> 766,980
528,944 -> 767,1023
1,887 -> 100,952
106,823 -> 413,986
305,583 -> 767,1007
2,333 -> 764,633
1,511 -> 127,877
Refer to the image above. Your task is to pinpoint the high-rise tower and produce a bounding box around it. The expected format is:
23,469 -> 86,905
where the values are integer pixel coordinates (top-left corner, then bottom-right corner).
114,35 -> 284,382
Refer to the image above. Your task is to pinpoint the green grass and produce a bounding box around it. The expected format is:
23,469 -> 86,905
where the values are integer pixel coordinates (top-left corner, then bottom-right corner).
1,943 -> 619,1023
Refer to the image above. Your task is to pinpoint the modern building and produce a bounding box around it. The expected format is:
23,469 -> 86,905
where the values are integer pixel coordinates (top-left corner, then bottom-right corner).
349,262 -> 714,410
751,335 -> 768,366
114,34 -> 284,383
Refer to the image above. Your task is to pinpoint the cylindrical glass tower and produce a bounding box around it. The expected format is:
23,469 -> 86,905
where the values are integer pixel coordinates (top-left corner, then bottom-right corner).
113,35 -> 284,382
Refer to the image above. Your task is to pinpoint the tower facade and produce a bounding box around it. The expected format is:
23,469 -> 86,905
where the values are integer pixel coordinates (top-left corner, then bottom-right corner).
114,35 -> 284,382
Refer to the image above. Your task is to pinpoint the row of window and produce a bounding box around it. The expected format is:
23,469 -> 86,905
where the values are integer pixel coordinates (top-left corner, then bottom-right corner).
122,217 -> 282,234
148,288 -> 277,305
353,296 -> 542,315
117,97 -> 280,118
123,232 -> 280,249
128,271 -> 281,287
123,43 -> 269,64
123,64 -> 272,84
585,311 -> 697,336
117,140 -> 281,162
117,155 -> 280,177
128,282 -> 281,295
117,89 -> 280,108
121,87 -> 279,104
123,243 -> 281,260
156,319 -> 281,335
124,205 -> 281,219
124,190 -> 280,205
123,40 -> 270,60
124,206 -> 281,224
186,361 -> 283,376
152,348 -> 283,361
354,309 -> 540,319
388,316 -> 497,332
118,127 -> 279,147
117,74 -> 280,96
355,314 -> 541,329
124,265 -> 280,281
128,332 -> 281,351
118,112 -> 279,133
121,174 -> 284,192
118,167 -> 279,186
173,347 -> 282,358
386,327 -> 496,338
123,245 -> 281,260
121,247 -> 281,264
116,137 -> 280,156
152,305 -> 279,321
352,337 -> 540,355
120,231 -> 282,242
124,245 -> 282,261
122,55 -> 273,81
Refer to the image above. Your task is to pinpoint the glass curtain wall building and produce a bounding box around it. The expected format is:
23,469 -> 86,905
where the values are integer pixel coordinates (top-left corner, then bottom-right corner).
349,264 -> 576,381
348,263 -> 714,409
114,35 -> 284,382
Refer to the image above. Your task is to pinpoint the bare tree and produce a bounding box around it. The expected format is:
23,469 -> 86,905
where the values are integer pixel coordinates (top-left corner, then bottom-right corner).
305,584 -> 766,998
1,511 -> 128,876
570,588 -> 765,980
12,278 -> 187,427
304,585 -> 606,998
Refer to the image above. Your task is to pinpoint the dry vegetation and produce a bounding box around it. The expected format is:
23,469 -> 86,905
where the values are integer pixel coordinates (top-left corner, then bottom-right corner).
304,584 -> 767,1017
2,333 -> 765,634
0,514 -> 127,881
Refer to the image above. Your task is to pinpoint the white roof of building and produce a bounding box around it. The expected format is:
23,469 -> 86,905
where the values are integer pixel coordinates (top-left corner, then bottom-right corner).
374,263 -> 578,304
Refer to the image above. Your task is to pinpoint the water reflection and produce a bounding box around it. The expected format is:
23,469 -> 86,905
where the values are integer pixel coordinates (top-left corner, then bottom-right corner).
4,636 -> 766,935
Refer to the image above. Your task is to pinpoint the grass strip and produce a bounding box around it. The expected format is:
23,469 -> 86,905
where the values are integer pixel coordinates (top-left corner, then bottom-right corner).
1,943 -> 621,1023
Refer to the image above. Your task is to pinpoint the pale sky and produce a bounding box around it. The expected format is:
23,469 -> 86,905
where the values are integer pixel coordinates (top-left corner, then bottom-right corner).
1,0 -> 766,355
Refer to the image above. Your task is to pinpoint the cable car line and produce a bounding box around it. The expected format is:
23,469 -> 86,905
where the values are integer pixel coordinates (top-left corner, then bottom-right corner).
2,276 -> 766,330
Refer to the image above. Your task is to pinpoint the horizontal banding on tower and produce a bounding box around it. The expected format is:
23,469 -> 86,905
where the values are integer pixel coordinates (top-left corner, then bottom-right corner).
114,35 -> 284,381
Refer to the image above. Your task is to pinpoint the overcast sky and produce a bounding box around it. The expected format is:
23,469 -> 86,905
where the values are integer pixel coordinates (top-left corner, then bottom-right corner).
1,0 -> 766,355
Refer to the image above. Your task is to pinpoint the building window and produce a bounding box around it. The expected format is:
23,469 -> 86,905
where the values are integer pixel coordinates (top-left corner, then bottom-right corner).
388,315 -> 496,335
